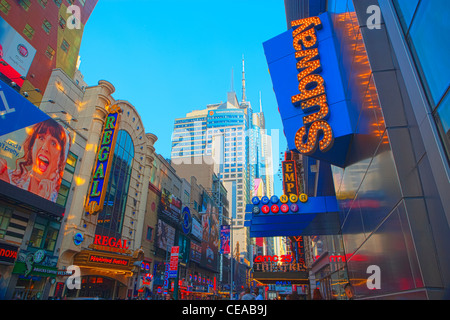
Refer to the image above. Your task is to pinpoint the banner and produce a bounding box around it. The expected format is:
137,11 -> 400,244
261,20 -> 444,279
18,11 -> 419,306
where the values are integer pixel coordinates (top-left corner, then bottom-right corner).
220,225 -> 231,254
0,80 -> 70,203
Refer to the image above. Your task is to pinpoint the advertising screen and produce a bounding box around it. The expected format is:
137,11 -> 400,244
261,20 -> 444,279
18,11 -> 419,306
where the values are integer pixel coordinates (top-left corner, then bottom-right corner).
156,219 -> 175,251
0,17 -> 37,87
160,188 -> 182,221
0,79 -> 70,203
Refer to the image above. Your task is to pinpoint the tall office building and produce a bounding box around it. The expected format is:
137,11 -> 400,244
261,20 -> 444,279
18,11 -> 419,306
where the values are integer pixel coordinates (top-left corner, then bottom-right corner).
171,60 -> 274,261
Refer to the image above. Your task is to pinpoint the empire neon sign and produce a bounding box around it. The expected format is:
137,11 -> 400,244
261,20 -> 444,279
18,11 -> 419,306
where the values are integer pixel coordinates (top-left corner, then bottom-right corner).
85,104 -> 121,214
291,17 -> 334,155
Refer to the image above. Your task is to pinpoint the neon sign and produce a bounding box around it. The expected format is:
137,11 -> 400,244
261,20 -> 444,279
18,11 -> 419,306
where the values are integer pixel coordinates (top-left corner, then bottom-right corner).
282,160 -> 299,196
85,104 -> 121,214
254,254 -> 293,263
93,235 -> 129,250
291,16 -> 334,155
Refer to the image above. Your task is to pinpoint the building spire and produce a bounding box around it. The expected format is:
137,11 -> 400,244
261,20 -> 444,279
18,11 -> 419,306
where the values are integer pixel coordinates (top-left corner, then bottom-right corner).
242,55 -> 246,103
231,67 -> 234,92
259,91 -> 263,113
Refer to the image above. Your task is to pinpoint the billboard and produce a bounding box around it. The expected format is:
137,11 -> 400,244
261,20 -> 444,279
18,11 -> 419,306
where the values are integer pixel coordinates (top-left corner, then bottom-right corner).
160,188 -> 182,221
0,16 -> 37,87
200,192 -> 219,271
0,79 -> 70,203
156,219 -> 175,251
220,225 -> 230,255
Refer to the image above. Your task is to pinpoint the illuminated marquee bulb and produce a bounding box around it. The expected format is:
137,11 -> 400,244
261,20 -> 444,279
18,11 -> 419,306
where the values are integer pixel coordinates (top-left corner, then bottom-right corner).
292,74 -> 325,104
301,95 -> 330,125
293,27 -> 318,51
291,17 -> 323,33
295,121 -> 334,155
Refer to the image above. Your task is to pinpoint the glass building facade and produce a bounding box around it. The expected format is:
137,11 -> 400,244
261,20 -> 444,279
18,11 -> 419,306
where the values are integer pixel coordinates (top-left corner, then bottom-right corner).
96,130 -> 135,240
281,0 -> 450,299
392,0 -> 450,160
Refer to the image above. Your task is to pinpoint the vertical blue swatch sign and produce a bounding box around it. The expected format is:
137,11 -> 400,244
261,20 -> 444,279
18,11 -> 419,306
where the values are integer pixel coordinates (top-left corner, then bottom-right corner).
263,13 -> 357,168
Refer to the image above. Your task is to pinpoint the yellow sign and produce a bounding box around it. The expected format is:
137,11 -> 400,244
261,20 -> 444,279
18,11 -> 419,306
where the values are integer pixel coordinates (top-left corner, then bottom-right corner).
280,195 -> 289,204
299,193 -> 308,203
85,104 -> 122,214
289,194 -> 298,203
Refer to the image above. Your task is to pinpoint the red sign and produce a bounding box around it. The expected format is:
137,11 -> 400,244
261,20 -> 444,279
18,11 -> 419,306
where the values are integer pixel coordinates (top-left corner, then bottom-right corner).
89,254 -> 130,266
93,235 -> 129,250
254,254 -> 293,263
170,246 -> 179,272
0,243 -> 18,264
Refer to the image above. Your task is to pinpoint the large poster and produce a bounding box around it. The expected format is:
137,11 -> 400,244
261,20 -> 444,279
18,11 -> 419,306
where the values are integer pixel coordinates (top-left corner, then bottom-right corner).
200,192 -> 219,271
0,16 -> 37,86
156,219 -> 175,251
220,225 -> 230,254
0,80 -> 70,202
160,188 -> 182,221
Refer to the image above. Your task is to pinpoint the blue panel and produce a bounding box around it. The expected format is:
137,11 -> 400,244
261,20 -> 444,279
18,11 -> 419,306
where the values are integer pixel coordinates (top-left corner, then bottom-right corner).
263,12 -> 357,168
245,196 -> 341,237
0,80 -> 50,137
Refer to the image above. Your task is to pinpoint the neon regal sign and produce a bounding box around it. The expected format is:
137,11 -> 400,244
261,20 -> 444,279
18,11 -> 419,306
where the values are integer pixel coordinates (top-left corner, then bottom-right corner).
291,17 -> 333,155
85,104 -> 121,214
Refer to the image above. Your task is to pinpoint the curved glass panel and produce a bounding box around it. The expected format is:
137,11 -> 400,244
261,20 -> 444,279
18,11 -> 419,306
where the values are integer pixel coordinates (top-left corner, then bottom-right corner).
96,130 -> 135,239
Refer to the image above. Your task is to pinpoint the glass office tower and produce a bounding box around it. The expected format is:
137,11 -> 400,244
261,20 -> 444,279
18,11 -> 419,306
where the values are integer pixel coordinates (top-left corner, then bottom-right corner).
171,88 -> 274,261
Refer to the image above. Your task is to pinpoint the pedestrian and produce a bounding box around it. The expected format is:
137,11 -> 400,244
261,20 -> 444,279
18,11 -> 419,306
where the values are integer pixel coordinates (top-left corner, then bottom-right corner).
254,288 -> 263,300
312,288 -> 323,300
241,288 -> 255,300
344,283 -> 355,300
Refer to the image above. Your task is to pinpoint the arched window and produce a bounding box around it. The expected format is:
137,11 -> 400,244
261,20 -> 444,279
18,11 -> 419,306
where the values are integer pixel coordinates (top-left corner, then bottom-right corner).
95,130 -> 134,239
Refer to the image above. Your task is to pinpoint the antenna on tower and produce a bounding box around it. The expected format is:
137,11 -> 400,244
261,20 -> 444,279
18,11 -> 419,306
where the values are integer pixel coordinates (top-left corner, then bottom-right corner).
242,55 -> 246,103
259,91 -> 263,113
231,67 -> 234,92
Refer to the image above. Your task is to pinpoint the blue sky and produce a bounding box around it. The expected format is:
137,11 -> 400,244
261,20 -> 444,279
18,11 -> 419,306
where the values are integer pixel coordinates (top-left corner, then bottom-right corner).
78,0 -> 288,194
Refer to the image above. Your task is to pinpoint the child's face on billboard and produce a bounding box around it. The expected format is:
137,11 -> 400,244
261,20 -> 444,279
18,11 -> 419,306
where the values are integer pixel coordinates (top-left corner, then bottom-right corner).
31,131 -> 62,180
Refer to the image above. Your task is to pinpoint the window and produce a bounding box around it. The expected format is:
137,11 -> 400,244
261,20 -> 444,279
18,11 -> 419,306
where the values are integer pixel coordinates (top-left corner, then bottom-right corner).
393,0 -> 450,160
38,0 -> 48,8
95,130 -> 135,239
19,0 -> 31,11
435,93 -> 450,158
23,24 -> 35,40
53,0 -> 62,8
61,39 -> 70,53
65,152 -> 77,174
59,16 -> 66,29
56,179 -> 71,207
79,0 -> 86,6
45,45 -> 55,60
0,0 -> 11,14
42,19 -> 52,34
0,206 -> 12,240
29,217 -> 60,253
146,226 -> 153,241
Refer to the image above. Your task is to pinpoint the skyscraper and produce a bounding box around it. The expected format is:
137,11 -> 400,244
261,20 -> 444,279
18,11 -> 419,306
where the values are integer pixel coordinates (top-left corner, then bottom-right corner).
171,59 -> 274,261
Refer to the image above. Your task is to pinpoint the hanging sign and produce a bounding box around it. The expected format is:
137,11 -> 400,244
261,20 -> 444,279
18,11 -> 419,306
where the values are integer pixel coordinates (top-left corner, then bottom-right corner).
85,104 -> 122,214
